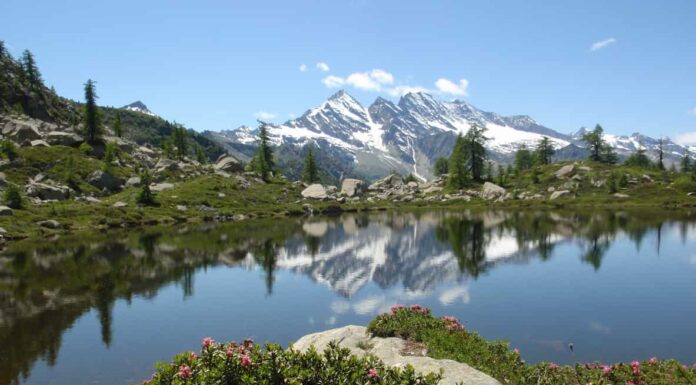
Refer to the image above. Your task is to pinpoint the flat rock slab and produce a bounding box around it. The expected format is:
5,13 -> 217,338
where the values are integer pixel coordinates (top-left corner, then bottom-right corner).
293,325 -> 500,385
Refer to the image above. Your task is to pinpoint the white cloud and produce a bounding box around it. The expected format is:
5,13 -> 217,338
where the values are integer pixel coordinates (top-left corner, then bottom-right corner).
254,111 -> 277,120
674,132 -> 696,146
346,72 -> 382,91
316,62 -> 330,72
688,107 -> 696,116
435,78 -> 469,96
299,64 -> 307,72
590,37 -> 617,51
322,75 -> 345,88
438,286 -> 471,305
369,69 -> 394,85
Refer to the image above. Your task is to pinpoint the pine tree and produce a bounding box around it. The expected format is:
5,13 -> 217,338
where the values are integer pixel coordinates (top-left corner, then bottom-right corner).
582,124 -> 605,162
624,148 -> 653,168
302,146 -> 318,183
496,164 -> 506,186
172,124 -> 188,160
83,79 -> 102,143
535,136 -> 555,165
465,124 -> 488,181
113,112 -> 123,138
484,161 -> 494,182
601,144 -> 619,165
3,183 -> 24,209
137,169 -> 156,206
514,144 -> 534,172
20,50 -> 42,89
447,134 -> 468,190
680,153 -> 692,173
254,121 -> 275,181
195,145 -> 207,164
434,157 -> 449,176
657,138 -> 665,170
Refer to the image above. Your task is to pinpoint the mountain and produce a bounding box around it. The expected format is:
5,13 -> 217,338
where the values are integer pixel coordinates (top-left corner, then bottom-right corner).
122,100 -> 156,117
206,90 -> 692,182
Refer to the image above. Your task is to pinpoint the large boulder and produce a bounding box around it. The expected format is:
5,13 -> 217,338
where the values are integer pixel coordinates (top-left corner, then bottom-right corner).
214,155 -> 243,173
301,184 -> 327,199
151,182 -> 175,192
154,158 -> 180,173
341,178 -> 366,197
1,120 -> 42,143
294,325 -> 500,385
25,182 -> 70,201
550,190 -> 571,200
555,164 -> 575,179
369,174 -> 403,191
481,182 -> 506,200
30,139 -> 50,147
88,170 -> 123,192
46,131 -> 84,146
0,205 -> 13,216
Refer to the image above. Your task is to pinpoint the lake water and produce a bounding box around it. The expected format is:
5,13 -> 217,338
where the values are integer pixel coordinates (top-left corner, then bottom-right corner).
1,209 -> 696,385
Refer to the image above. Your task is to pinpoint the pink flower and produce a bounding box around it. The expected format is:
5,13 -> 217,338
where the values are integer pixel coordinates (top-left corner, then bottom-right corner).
630,361 -> 640,368
368,368 -> 379,379
601,365 -> 612,375
189,352 -> 197,361
177,365 -> 192,379
649,357 -> 657,364
202,337 -> 214,348
548,363 -> 558,369
513,348 -> 520,354
390,304 -> 405,313
692,363 -> 696,369
225,346 -> 235,358
244,337 -> 254,349
240,354 -> 252,368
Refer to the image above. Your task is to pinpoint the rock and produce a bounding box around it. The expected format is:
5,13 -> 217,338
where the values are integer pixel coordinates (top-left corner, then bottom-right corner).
302,221 -> 328,237
125,176 -> 141,187
37,220 -> 61,229
150,182 -> 174,192
368,174 -> 403,191
214,155 -> 243,173
423,186 -> 443,194
0,172 -> 6,189
613,193 -> 630,198
326,185 -> 338,193
46,131 -> 84,146
30,139 -> 50,147
687,192 -> 696,197
550,190 -> 571,200
578,166 -> 592,172
401,194 -> 415,202
294,325 -> 500,385
301,184 -> 327,199
336,196 -> 346,203
2,121 -> 42,143
547,186 -> 556,192
341,178 -> 366,197
82,196 -> 102,204
407,181 -> 419,188
154,158 -> 180,173
641,174 -> 654,183
176,205 -> 187,211
0,205 -> 13,216
555,164 -> 575,179
88,170 -> 123,192
112,201 -> 128,208
25,183 -> 70,201
481,182 -> 506,200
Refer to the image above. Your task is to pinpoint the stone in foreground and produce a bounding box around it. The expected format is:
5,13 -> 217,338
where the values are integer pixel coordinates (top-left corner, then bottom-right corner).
293,325 -> 500,385
301,184 -> 327,199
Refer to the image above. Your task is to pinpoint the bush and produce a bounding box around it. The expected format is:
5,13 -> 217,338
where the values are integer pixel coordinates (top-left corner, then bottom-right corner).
368,305 -> 696,385
137,170 -> 157,206
140,337 -> 441,385
79,142 -> 93,156
3,183 -> 24,209
102,142 -> 119,171
1,140 -> 18,161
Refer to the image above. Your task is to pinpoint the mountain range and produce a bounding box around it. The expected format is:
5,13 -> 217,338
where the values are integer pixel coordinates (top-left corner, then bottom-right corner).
203,90 -> 694,181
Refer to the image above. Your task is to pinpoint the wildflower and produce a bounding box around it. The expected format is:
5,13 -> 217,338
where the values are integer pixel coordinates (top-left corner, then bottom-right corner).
177,365 -> 192,379
601,365 -> 612,375
244,337 -> 254,349
189,352 -> 197,361
240,354 -> 252,368
548,363 -> 558,369
692,363 -> 696,369
513,348 -> 520,354
390,304 -> 405,313
368,368 -> 379,379
649,357 -> 657,364
630,361 -> 640,368
202,337 -> 214,349
225,346 -> 235,358
626,382 -> 636,385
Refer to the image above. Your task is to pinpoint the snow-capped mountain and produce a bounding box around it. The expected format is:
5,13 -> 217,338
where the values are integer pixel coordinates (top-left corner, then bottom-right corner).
122,100 -> 156,117
205,90 -> 691,181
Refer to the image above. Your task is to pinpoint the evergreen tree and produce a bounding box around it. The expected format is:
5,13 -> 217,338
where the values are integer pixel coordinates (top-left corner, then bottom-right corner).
496,164 -> 506,186
102,142 -> 118,170
582,124 -> 605,162
172,124 -> 188,160
3,183 -> 24,209
447,134 -> 468,190
83,79 -> 102,143
433,157 -> 449,176
657,138 -> 665,170
20,50 -> 42,88
535,136 -> 555,165
113,112 -> 123,138
463,124 -> 488,181
137,169 -> 156,206
254,121 -> 275,181
0,40 -> 5,57
195,145 -> 207,164
623,148 -> 653,168
601,143 -> 619,165
514,144 -> 534,172
302,146 -> 318,183
680,153 -> 692,173
484,161 -> 494,182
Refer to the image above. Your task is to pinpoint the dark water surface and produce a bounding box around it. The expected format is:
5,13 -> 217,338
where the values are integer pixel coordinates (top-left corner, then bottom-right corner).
1,209 -> 696,385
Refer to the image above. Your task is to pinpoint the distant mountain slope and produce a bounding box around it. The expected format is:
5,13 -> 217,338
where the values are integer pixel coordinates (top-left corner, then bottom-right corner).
206,90 -> 692,181
122,100 -> 156,117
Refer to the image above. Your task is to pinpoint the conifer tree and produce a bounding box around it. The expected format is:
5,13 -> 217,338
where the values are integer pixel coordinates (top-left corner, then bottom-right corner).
624,148 -> 653,168
172,124 -> 188,160
21,50 -> 42,88
137,169 -> 156,206
601,143 -> 619,165
113,112 -> 123,138
535,136 -> 555,165
302,146 -> 318,183
582,124 -> 605,162
83,79 -> 102,143
433,157 -> 449,176
680,153 -> 692,173
254,121 -> 275,181
195,145 -> 206,164
447,134 -> 468,190
657,138 -> 665,170
463,124 -> 488,182
496,164 -> 506,186
514,144 -> 534,172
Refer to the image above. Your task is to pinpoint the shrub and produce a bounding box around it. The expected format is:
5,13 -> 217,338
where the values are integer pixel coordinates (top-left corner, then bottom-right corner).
1,140 -> 18,161
137,170 -> 157,206
102,142 -> 119,171
140,337 -> 441,385
368,305 -> 696,385
403,173 -> 417,184
79,142 -> 93,156
3,183 -> 24,209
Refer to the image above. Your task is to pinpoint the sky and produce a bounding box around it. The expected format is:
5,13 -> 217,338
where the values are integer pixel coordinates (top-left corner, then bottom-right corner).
1,0 -> 695,143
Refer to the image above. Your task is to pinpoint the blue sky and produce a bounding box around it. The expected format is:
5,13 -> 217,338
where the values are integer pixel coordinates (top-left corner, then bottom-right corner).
1,0 -> 695,142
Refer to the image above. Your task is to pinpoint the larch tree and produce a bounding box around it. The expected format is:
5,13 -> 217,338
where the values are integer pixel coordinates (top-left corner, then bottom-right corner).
535,136 -> 555,165
463,124 -> 488,181
113,112 -> 123,138
254,121 -> 275,181
21,49 -> 42,89
302,145 -> 319,183
83,79 -> 102,143
447,134 -> 468,190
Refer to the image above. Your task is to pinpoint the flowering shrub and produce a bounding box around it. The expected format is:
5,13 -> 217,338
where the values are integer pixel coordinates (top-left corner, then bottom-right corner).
368,305 -> 696,385
140,337 -> 441,385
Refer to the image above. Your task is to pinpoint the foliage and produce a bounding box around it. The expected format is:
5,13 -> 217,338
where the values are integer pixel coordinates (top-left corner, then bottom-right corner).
463,124 -> 488,181
79,142 -> 93,156
103,142 -> 119,171
1,139 -> 19,161
657,138 -> 665,170
20,50 -> 42,89
680,154 -> 692,173
403,173 -> 418,184
137,170 -> 157,206
302,146 -> 318,183
368,305 -> 696,385
514,144 -> 534,172
535,136 -> 555,165
582,124 -> 618,164
433,157 -> 448,176
140,338 -> 441,385
447,134 -> 468,190
171,124 -> 188,160
195,145 -> 206,164
624,148 -> 653,169
252,122 -> 275,181
83,79 -> 102,143
114,112 -> 123,138
3,183 -> 24,209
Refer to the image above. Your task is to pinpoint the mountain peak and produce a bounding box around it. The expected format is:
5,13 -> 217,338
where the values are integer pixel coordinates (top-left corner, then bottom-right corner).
328,89 -> 354,101
122,100 -> 155,116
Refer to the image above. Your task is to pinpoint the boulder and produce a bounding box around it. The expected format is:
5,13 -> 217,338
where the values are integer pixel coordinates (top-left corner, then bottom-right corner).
25,183 -> 70,201
423,186 -> 443,194
150,182 -> 174,192
88,170 -> 123,192
613,193 -> 630,198
125,176 -> 141,187
555,164 -> 575,179
368,174 -> 403,191
481,182 -> 506,200
112,201 -> 128,208
301,184 -> 327,199
2,121 -> 42,143
46,131 -> 84,146
0,205 -> 13,216
294,325 -> 500,385
37,220 -> 61,229
341,178 -> 366,197
550,190 -> 571,200
214,156 -> 243,173
30,139 -> 50,147
154,158 -> 180,173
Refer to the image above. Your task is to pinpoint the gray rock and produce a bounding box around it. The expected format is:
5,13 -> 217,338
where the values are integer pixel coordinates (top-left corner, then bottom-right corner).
154,158 -> 180,173
301,184 -> 327,199
84,197 -> 102,204
2,121 -> 42,143
341,178 -> 366,197
369,174 -> 403,191
0,205 -> 13,216
30,139 -> 50,147
293,325 -> 500,385
550,190 -> 571,200
150,182 -> 174,192
555,164 -> 575,179
25,183 -> 70,201
423,186 -> 443,194
88,170 -> 123,192
176,205 -> 188,211
214,156 -> 243,173
37,220 -> 61,229
613,193 -> 630,198
46,131 -> 84,146
125,176 -> 141,187
481,182 -> 506,200
112,201 -> 128,208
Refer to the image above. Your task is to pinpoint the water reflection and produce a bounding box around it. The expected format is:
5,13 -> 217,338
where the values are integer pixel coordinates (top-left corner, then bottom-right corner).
1,209 -> 695,385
